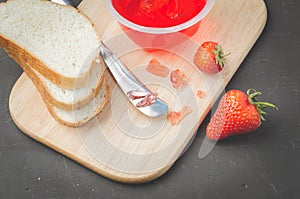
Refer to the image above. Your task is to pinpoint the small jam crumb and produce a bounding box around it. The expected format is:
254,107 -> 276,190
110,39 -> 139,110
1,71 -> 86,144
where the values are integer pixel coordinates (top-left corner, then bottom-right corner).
196,90 -> 206,99
170,69 -> 188,90
169,106 -> 193,126
146,59 -> 169,78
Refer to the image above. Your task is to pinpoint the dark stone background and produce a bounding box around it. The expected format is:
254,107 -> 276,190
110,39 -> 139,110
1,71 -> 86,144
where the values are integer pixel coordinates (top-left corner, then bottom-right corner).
0,0 -> 299,198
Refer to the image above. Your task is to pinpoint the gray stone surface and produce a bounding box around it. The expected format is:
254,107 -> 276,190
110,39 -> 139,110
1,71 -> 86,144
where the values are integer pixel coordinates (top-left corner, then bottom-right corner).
0,0 -> 299,198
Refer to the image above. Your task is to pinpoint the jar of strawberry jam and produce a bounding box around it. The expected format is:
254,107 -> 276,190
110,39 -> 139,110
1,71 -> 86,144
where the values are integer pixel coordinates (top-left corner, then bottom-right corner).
104,0 -> 215,49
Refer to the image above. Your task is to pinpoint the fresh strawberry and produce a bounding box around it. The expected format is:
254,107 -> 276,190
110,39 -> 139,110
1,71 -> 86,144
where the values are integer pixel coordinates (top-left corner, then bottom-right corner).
193,41 -> 228,74
206,89 -> 278,140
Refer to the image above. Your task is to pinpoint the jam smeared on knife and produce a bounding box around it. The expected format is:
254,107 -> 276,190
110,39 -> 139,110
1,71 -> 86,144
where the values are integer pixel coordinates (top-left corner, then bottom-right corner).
136,93 -> 158,108
128,90 -> 149,100
127,90 -> 158,108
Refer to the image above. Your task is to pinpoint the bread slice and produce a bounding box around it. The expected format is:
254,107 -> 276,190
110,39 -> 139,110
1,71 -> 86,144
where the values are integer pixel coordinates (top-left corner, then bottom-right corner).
0,0 -> 101,89
9,49 -> 106,110
37,60 -> 105,110
45,79 -> 110,127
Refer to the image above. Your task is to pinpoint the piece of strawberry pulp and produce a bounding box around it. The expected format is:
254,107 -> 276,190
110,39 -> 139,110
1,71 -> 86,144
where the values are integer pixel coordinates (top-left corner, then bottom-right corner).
206,89 -> 278,140
139,0 -> 170,14
138,0 -> 181,19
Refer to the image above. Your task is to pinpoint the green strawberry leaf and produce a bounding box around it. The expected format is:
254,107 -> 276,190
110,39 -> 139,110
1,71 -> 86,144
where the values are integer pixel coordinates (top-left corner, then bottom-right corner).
212,45 -> 230,68
247,89 -> 278,121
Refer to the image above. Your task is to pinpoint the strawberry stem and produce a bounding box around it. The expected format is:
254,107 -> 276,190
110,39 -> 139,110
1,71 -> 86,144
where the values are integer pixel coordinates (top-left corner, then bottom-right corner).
247,89 -> 278,121
212,45 -> 230,67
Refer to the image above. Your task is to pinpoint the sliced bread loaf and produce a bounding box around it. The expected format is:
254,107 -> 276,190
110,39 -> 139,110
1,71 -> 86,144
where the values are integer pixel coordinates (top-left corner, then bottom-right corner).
9,50 -> 106,110
0,0 -> 101,89
45,79 -> 110,127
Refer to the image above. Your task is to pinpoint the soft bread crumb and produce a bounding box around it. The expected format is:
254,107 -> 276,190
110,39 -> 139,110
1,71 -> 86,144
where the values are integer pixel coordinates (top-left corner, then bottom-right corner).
52,81 -> 109,125
0,0 -> 100,78
40,58 -> 104,105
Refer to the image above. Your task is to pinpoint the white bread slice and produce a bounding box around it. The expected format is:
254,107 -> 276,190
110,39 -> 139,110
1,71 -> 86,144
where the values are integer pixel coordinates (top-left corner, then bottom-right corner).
45,79 -> 110,127
0,0 -> 101,89
37,60 -> 104,110
10,50 -> 106,110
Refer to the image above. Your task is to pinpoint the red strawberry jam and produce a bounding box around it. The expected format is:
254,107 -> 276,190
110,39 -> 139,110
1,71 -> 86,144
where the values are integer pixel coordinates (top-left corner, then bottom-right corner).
112,0 -> 207,28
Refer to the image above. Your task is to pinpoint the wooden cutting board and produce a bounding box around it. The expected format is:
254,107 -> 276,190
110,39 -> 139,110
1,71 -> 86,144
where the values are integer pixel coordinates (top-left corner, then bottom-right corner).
9,0 -> 267,183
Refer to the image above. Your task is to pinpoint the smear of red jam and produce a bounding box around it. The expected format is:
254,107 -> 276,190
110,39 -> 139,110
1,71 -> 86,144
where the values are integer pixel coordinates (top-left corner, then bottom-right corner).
112,0 -> 207,28
136,93 -> 158,108
196,90 -> 206,99
146,59 -> 169,77
170,69 -> 188,89
127,90 -> 158,107
127,90 -> 148,100
169,106 -> 193,126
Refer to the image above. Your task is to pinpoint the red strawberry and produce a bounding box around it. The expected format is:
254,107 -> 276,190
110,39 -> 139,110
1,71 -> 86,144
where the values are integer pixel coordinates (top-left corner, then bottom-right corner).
206,89 -> 277,140
193,41 -> 228,74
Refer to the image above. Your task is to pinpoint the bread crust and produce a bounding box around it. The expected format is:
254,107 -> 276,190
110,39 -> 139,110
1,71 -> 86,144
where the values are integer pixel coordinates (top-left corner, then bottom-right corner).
44,80 -> 110,127
9,51 -> 106,110
1,0 -> 108,127
0,0 -> 102,89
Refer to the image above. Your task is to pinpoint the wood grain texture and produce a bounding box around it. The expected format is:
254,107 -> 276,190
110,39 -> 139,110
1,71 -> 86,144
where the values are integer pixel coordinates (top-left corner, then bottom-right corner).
9,0 -> 267,183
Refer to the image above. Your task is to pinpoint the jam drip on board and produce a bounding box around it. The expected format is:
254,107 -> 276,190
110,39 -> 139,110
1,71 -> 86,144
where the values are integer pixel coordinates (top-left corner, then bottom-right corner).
169,106 -> 193,126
